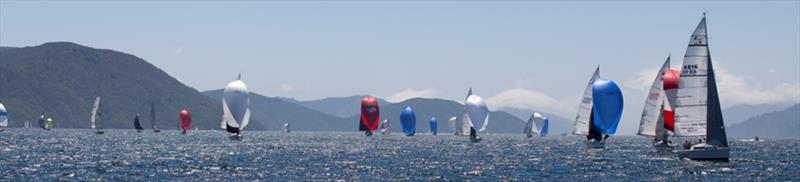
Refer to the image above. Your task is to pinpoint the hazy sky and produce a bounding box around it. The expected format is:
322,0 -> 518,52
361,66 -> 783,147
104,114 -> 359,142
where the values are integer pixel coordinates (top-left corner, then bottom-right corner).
2,1 -> 798,134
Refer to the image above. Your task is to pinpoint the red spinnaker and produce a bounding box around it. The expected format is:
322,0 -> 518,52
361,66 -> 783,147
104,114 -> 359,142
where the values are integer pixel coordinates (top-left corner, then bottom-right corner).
360,96 -> 380,132
662,69 -> 680,131
180,109 -> 192,132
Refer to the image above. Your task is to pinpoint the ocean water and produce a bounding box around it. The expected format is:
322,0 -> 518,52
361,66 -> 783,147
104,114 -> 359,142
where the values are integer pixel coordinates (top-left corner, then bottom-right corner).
0,129 -> 798,181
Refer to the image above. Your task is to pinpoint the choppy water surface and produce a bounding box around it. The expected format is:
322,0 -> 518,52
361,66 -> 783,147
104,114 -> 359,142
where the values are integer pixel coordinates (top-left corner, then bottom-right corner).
0,129 -> 798,181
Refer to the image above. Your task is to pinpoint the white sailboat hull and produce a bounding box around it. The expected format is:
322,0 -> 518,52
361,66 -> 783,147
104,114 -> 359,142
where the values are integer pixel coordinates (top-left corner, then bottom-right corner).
676,145 -> 730,161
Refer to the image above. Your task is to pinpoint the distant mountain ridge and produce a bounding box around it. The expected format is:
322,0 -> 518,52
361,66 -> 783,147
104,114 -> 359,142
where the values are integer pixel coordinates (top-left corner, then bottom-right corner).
728,104 -> 800,138
280,95 -> 391,118
0,42 -> 221,129
723,104 -> 792,126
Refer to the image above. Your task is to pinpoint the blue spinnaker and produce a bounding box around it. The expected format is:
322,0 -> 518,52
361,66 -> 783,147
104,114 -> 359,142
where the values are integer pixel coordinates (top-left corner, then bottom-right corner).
541,117 -> 549,136
429,117 -> 438,135
400,106 -> 416,136
592,78 -> 624,134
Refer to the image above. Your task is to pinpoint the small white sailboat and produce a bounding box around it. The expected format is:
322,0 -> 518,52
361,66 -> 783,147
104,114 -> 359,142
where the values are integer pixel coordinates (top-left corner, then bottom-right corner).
463,88 -> 489,142
673,15 -> 730,161
90,96 -> 104,134
524,112 -> 548,137
221,74 -> 251,140
637,56 -> 675,149
447,116 -> 457,135
283,123 -> 291,133
380,119 -> 389,134
151,102 -> 160,133
0,103 -> 7,131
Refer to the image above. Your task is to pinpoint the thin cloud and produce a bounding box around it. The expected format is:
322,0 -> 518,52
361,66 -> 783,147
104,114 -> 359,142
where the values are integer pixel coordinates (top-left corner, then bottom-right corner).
624,62 -> 800,106
386,88 -> 440,103
485,88 -> 575,118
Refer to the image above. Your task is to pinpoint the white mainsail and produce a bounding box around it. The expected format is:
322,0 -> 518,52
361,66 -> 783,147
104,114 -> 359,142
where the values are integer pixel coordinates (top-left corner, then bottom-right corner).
674,17 -> 709,137
283,123 -> 290,133
447,116 -> 457,135
380,119 -> 389,134
574,67 -> 600,135
0,103 -> 7,127
90,96 -> 101,129
674,16 -> 729,148
220,76 -> 251,132
458,112 -> 473,135
638,57 -> 670,137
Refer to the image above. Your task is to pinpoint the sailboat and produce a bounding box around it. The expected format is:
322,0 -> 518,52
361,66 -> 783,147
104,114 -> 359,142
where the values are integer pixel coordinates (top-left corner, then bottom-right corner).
179,109 -> 191,134
524,112 -> 549,137
429,117 -> 438,135
90,96 -> 104,134
400,106 -> 416,136
283,123 -> 291,133
447,116 -> 457,135
133,114 -> 144,132
573,68 -> 624,148
673,15 -> 730,161
0,103 -> 7,131
151,102 -> 160,133
380,119 -> 389,134
24,120 -> 30,129
359,96 -> 380,136
39,113 -> 46,130
637,56 -> 679,149
45,117 -> 53,130
220,74 -> 251,139
464,88 -> 490,142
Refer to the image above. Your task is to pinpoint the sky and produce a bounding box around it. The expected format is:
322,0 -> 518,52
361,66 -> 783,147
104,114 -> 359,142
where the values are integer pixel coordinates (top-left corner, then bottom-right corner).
2,1 -> 798,135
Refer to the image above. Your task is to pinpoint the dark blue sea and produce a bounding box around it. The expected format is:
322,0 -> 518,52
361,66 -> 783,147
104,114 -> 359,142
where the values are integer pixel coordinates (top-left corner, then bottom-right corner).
0,129 -> 797,181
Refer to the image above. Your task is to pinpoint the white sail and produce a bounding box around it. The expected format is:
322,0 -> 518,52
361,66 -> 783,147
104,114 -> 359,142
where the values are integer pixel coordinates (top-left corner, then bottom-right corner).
90,96 -> 101,129
459,112 -> 473,135
283,123 -> 290,132
447,116 -> 457,135
221,79 -> 250,131
0,103 -> 7,127
574,67 -> 600,135
531,112 -> 546,135
465,95 -> 490,132
523,113 -> 535,136
380,119 -> 389,134
638,57 -> 670,137
674,18 -> 710,137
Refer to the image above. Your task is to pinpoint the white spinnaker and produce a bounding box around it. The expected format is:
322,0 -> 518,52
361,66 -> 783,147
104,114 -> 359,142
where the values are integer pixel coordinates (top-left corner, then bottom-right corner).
532,113 -> 546,135
574,67 -> 599,135
90,96 -> 101,129
448,116 -> 457,134
221,79 -> 251,130
0,103 -> 7,127
465,95 -> 490,132
638,58 -> 670,137
674,18 -> 710,137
